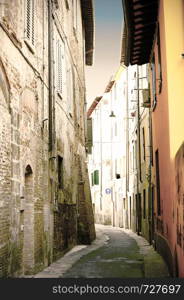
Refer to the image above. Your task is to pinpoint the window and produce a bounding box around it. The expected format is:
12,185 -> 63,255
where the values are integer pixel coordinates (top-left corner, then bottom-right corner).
94,170 -> 99,185
56,38 -> 64,96
143,189 -> 146,219
155,150 -> 161,215
87,118 -> 93,154
25,0 -> 35,45
142,127 -> 146,161
58,156 -> 63,189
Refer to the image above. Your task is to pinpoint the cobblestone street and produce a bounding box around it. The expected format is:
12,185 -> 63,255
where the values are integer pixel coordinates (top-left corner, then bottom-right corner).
35,225 -> 169,278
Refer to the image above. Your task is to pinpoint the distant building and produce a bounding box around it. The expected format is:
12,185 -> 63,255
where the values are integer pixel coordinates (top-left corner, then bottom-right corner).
87,66 -> 127,227
0,0 -> 95,277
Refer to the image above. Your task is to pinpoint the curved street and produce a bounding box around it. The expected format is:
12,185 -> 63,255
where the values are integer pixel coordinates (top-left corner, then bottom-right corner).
35,225 -> 169,278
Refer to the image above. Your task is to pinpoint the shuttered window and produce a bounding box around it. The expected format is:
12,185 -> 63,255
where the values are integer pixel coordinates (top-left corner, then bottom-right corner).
87,118 -> 93,153
56,38 -> 64,95
25,0 -> 35,45
94,170 -> 99,185
67,67 -> 73,115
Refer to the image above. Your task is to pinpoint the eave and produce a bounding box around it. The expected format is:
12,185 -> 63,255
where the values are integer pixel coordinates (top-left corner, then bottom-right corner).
122,0 -> 159,66
87,96 -> 102,118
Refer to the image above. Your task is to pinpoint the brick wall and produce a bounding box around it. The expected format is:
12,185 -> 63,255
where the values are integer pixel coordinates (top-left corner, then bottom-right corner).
0,0 -> 95,277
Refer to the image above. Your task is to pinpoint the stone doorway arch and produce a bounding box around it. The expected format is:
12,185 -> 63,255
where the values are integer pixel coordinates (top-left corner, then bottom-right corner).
23,165 -> 34,275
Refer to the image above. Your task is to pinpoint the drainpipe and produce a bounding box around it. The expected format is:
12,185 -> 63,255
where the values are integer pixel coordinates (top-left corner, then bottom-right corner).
48,0 -> 53,152
136,66 -> 140,235
100,104 -> 103,211
148,103 -> 153,244
137,65 -> 142,183
125,67 -> 129,229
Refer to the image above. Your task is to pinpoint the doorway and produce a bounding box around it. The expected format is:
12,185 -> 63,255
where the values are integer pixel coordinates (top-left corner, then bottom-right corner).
23,165 -> 34,274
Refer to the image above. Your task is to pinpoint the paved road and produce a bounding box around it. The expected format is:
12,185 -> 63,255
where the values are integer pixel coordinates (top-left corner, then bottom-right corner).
34,225 -> 169,278
62,227 -> 144,278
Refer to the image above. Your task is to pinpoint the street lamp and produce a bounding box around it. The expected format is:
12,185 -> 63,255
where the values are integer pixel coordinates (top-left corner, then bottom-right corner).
109,110 -> 116,118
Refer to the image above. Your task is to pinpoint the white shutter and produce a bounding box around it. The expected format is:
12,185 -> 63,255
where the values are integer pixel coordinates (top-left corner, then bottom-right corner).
56,38 -> 64,95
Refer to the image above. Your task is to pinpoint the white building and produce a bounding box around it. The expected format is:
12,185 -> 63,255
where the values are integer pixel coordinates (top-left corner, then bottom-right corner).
87,63 -> 150,232
87,66 -> 127,227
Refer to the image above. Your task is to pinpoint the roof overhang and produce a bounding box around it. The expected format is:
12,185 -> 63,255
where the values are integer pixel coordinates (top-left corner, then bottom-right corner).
81,0 -> 94,66
121,0 -> 159,66
104,80 -> 115,93
87,96 -> 102,118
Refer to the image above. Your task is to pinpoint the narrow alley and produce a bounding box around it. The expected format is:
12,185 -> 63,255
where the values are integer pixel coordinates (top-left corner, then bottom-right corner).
35,225 -> 169,278
0,0 -> 184,286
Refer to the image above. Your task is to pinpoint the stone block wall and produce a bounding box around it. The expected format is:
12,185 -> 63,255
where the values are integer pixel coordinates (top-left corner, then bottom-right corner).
0,0 -> 95,277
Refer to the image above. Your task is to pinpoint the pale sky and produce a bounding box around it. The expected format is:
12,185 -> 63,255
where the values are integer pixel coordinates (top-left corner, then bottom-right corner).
85,0 -> 123,108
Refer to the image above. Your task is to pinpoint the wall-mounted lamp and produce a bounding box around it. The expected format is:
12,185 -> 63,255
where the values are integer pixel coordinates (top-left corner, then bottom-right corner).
109,111 -> 116,118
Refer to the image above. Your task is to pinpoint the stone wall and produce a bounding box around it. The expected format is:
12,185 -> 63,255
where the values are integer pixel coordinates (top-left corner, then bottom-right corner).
0,0 -> 95,277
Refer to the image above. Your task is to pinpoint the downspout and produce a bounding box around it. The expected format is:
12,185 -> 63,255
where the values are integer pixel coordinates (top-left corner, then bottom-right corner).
100,104 -> 103,211
137,65 -> 142,183
125,67 -> 129,229
48,0 -> 53,152
136,65 -> 141,235
148,103 -> 153,244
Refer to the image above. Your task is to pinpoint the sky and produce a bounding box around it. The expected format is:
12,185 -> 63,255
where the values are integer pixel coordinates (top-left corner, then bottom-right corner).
85,0 -> 123,108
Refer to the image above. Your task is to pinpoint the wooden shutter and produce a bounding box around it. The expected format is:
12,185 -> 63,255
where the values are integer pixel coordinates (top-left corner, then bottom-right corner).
94,170 -> 99,185
87,118 -> 93,153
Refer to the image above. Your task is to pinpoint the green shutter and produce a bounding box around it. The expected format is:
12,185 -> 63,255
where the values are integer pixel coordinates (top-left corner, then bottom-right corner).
94,170 -> 99,185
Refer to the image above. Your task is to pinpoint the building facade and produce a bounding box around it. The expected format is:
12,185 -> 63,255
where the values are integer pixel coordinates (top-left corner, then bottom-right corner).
122,0 -> 184,277
87,67 -> 127,227
0,0 -> 95,277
